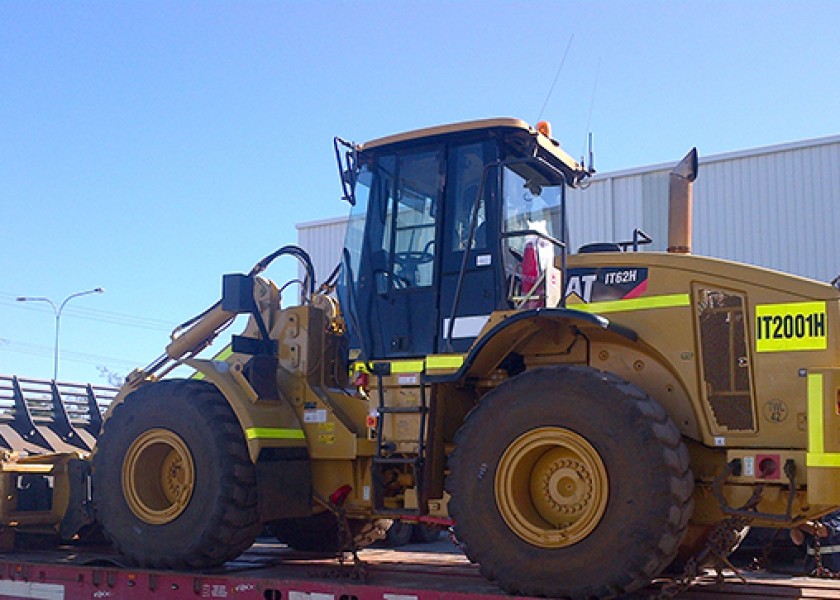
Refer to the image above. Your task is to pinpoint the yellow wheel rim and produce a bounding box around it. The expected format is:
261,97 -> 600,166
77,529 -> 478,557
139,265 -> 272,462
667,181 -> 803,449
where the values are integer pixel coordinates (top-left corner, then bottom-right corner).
122,428 -> 195,525
496,426 -> 608,548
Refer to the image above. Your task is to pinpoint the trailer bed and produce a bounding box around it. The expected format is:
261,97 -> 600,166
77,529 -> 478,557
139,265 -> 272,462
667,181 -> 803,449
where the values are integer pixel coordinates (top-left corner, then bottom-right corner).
1,538 -> 839,599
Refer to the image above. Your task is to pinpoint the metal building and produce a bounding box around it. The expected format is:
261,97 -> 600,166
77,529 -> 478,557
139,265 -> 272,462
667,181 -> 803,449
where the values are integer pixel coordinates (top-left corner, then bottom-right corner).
297,133 -> 840,285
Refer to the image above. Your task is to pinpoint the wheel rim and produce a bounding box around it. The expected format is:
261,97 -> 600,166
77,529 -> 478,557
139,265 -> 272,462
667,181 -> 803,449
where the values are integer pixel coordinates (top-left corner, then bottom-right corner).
122,428 -> 195,525
496,426 -> 608,548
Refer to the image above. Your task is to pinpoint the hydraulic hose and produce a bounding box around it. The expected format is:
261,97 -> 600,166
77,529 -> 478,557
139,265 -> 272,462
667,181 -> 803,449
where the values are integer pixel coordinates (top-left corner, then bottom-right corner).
249,245 -> 316,303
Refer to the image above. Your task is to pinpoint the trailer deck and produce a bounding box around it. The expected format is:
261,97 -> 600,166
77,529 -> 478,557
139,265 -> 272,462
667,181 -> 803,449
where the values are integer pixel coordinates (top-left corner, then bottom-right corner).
1,537 -> 838,600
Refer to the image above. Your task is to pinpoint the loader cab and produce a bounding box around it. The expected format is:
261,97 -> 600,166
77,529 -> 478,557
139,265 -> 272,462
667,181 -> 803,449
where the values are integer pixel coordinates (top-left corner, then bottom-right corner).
337,118 -> 589,360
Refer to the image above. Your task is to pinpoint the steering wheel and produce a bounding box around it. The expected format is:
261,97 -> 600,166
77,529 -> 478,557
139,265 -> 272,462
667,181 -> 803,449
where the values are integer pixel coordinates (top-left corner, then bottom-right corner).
395,250 -> 434,265
395,239 -> 436,266
374,268 -> 412,290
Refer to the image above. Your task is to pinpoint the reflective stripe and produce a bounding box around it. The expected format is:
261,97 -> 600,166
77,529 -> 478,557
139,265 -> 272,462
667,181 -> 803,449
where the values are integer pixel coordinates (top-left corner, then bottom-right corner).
570,293 -> 691,314
805,373 -> 840,467
191,345 -> 234,380
245,427 -> 305,440
426,354 -> 465,369
390,360 -> 425,374
351,355 -> 464,377
808,373 -> 825,454
808,544 -> 840,555
213,344 -> 234,361
807,453 -> 840,467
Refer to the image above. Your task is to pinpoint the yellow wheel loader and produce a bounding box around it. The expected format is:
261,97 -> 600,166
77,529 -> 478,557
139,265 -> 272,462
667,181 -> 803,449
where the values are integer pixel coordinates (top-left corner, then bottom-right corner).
5,118 -> 840,599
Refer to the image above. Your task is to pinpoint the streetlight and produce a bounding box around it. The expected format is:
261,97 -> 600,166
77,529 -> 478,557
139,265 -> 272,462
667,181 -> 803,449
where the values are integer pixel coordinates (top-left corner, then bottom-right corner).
16,287 -> 105,380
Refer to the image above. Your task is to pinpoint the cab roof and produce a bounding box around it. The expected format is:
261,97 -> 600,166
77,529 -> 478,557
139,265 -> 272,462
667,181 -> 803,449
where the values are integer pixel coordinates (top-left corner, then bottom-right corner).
359,117 -> 587,183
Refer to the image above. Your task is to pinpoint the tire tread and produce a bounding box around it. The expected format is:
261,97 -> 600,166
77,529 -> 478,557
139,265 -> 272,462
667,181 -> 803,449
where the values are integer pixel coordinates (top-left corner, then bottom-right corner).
446,365 -> 694,599
93,380 -> 261,569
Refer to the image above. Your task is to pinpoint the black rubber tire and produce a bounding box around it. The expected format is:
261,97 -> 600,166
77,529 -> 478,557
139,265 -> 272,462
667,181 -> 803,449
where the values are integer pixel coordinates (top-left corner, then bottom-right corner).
411,523 -> 443,544
384,520 -> 414,547
92,379 -> 261,569
269,511 -> 345,552
446,365 -> 694,599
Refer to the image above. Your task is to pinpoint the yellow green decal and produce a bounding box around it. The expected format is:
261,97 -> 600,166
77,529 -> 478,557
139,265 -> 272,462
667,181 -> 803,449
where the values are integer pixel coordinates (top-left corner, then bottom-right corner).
245,427 -> 306,440
190,344 -> 234,380
806,372 -> 840,467
807,373 -> 824,455
571,293 -> 690,314
755,301 -> 827,353
425,354 -> 465,369
390,360 -> 426,374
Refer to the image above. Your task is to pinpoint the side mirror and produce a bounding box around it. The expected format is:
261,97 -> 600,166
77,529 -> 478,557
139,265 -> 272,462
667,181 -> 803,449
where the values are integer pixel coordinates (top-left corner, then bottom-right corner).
334,137 -> 357,206
222,273 -> 256,313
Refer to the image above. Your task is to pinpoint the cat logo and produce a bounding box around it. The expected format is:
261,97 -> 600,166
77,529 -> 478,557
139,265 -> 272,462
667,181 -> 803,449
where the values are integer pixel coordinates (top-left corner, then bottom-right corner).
565,267 -> 649,304
565,273 -> 598,303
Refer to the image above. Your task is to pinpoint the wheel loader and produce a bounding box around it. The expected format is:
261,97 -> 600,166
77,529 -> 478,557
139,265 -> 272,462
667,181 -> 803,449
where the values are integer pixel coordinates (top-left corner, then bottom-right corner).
3,117 -> 840,599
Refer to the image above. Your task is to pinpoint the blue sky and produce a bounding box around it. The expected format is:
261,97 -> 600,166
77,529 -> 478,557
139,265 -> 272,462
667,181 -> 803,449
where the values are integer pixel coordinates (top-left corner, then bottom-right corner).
2,1 -> 839,385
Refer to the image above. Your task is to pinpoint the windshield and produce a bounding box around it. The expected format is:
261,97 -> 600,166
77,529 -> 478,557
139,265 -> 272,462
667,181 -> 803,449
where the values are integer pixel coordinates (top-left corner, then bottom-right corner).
336,162 -> 371,354
503,166 -> 563,243
342,163 -> 372,288
501,164 -> 566,308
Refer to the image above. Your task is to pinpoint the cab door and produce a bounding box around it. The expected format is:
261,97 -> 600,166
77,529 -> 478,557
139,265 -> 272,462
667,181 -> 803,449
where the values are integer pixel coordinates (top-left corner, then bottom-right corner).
365,147 -> 443,358
437,140 -> 502,353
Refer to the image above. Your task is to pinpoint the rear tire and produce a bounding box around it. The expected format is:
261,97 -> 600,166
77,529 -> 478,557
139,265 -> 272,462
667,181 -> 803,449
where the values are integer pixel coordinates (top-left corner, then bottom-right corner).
384,520 -> 414,547
411,523 -> 443,544
92,380 -> 261,569
446,366 -> 694,599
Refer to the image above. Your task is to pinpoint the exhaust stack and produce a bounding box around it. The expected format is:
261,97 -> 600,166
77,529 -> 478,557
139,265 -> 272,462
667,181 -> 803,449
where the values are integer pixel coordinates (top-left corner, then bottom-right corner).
667,148 -> 698,254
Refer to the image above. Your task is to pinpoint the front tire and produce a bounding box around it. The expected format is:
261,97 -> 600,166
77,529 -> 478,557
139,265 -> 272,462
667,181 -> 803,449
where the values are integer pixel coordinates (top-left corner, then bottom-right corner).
446,366 -> 694,599
92,380 -> 261,569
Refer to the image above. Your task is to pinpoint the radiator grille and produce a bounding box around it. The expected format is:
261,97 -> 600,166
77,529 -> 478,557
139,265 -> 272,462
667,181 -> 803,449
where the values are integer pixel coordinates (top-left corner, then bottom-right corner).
696,288 -> 755,432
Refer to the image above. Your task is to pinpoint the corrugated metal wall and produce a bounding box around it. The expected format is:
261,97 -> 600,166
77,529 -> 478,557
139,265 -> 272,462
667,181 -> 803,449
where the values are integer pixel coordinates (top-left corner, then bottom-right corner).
296,216 -> 349,286
298,134 -> 840,284
569,134 -> 840,282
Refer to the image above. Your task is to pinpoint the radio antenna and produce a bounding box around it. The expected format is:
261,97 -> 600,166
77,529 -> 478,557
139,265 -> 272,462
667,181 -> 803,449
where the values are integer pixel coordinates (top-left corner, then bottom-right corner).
581,57 -> 601,173
537,35 -> 574,123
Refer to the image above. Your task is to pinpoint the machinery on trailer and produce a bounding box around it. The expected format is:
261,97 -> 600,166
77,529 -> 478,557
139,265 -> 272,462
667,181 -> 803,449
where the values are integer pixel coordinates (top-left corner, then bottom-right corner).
0,376 -> 118,548
3,118 -> 840,599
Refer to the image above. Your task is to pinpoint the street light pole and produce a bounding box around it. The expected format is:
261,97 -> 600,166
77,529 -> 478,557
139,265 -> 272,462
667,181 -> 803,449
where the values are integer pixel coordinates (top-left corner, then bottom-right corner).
17,287 -> 105,380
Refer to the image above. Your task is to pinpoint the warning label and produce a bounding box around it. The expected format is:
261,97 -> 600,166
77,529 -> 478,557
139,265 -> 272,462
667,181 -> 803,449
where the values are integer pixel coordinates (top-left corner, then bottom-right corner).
755,301 -> 827,352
